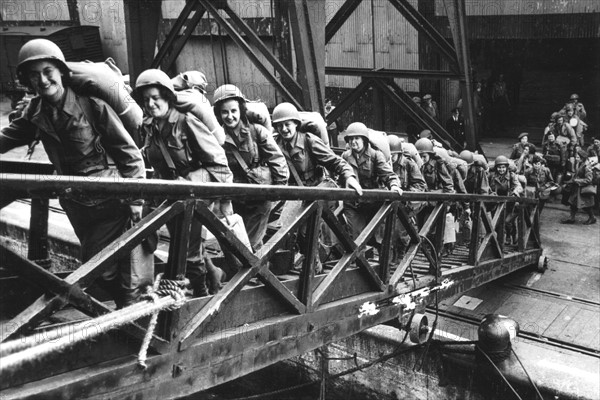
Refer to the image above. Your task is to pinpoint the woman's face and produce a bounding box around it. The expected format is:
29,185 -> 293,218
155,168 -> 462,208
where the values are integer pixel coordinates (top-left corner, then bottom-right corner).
421,152 -> 430,163
28,60 -> 64,103
275,120 -> 298,141
520,136 -> 528,144
497,165 -> 507,175
142,87 -> 170,119
220,99 -> 241,129
348,136 -> 365,153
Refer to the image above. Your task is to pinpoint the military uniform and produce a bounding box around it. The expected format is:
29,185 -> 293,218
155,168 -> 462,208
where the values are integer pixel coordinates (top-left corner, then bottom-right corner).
141,107 -> 233,293
463,164 -> 491,195
1,87 -> 148,306
277,131 -> 355,186
223,121 -> 288,249
489,171 -> 521,197
421,158 -> 455,193
342,145 -> 399,240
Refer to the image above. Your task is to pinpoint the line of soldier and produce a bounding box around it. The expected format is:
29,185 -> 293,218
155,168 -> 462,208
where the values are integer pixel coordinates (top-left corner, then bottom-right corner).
6,39 -> 595,308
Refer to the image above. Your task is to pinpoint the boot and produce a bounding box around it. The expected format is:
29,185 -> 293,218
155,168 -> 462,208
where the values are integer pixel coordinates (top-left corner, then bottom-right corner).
583,208 -> 597,225
189,273 -> 209,297
96,278 -> 124,309
561,209 -> 577,224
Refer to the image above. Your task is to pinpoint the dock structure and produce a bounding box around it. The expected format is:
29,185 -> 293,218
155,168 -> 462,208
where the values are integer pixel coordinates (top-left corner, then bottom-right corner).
0,159 -> 544,399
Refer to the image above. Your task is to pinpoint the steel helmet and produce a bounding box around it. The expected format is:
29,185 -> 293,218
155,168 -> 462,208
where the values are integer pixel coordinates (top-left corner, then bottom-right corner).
388,135 -> 403,154
343,122 -> 370,143
459,150 -> 474,164
212,84 -> 246,106
550,112 -> 559,121
272,102 -> 301,125
570,93 -> 579,101
415,138 -> 434,154
419,129 -> 433,139
16,39 -> 70,87
494,155 -> 509,166
133,69 -> 176,103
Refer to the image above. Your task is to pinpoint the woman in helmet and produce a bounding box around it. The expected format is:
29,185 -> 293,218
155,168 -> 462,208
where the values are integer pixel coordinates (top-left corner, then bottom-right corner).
341,122 -> 402,241
134,69 -> 233,296
0,39 -> 148,308
271,102 -> 361,192
212,85 -> 288,252
415,138 -> 454,193
490,155 -> 522,244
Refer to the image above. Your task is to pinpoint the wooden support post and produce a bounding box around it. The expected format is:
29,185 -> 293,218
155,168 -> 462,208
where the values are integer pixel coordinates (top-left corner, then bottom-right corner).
300,202 -> 322,310
378,202 -> 397,283
28,198 -> 50,268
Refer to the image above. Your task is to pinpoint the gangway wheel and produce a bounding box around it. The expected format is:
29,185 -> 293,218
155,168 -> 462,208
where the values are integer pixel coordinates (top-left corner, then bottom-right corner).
409,313 -> 429,344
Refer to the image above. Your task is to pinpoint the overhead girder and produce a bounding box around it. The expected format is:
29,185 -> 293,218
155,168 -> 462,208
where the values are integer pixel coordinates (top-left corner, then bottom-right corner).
147,0 -> 324,112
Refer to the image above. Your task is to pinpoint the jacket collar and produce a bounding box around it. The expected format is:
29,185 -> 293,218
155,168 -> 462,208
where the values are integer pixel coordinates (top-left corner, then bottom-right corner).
224,122 -> 251,147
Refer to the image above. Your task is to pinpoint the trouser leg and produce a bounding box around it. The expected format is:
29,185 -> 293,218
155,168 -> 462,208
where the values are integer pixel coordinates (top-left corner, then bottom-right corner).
234,200 -> 273,251
61,198 -> 150,307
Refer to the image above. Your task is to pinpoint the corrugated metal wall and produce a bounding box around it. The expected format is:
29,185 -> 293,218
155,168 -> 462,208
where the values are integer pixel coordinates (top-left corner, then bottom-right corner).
325,0 -> 420,91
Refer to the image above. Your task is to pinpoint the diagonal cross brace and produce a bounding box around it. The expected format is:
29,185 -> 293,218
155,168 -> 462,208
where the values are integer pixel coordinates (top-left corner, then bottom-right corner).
312,203 -> 392,308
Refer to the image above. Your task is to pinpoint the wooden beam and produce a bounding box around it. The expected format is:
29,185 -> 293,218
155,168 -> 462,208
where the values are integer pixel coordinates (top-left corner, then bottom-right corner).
325,0 -> 362,43
2,202 -> 182,342
178,267 -> 258,349
299,202 -> 322,310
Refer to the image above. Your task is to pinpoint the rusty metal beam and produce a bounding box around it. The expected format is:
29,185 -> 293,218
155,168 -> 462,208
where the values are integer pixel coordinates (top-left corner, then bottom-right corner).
157,2 -> 207,74
443,0 -> 478,150
326,66 -> 461,80
124,0 -> 163,81
387,0 -> 459,71
220,3 -> 302,94
200,0 -> 303,110
288,0 -> 325,112
324,78 -> 374,126
325,0 -> 362,44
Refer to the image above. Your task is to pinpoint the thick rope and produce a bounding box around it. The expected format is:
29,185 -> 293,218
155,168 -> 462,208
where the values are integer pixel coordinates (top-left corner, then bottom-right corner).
0,279 -> 186,371
137,274 -> 163,369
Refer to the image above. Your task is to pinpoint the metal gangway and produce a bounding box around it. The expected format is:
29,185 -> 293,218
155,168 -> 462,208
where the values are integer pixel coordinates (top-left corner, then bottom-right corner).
0,160 -> 544,400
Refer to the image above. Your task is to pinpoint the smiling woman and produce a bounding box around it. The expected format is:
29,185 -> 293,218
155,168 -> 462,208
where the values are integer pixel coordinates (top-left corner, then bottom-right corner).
212,84 -> 288,252
1,38 -> 149,308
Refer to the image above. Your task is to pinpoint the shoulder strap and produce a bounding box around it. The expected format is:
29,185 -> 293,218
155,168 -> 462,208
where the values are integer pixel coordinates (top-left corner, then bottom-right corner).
279,141 -> 304,187
227,130 -> 257,182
